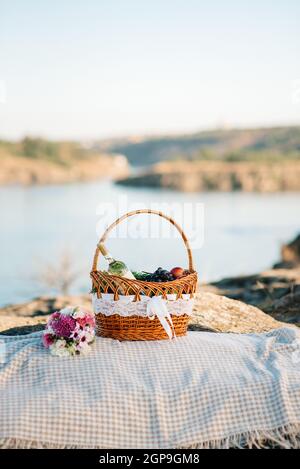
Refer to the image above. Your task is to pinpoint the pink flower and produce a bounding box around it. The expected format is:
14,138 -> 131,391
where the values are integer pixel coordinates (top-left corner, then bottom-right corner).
52,312 -> 61,320
43,333 -> 55,348
76,314 -> 95,329
43,307 -> 95,356
48,312 -> 60,330
51,315 -> 76,338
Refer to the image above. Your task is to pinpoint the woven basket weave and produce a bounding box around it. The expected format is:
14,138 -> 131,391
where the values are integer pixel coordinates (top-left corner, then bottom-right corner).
90,209 -> 198,341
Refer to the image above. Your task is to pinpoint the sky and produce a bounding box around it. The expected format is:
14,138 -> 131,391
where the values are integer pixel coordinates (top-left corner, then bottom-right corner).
0,0 -> 300,140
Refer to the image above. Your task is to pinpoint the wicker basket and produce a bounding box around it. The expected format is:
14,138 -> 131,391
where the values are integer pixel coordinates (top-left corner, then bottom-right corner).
90,209 -> 198,341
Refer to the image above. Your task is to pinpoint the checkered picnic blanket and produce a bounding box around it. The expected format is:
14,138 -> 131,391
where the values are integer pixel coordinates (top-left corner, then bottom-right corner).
1,328 -> 300,449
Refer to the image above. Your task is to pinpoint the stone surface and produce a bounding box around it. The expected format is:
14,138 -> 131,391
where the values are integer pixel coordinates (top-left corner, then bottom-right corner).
271,290 -> 300,326
0,296 -> 92,318
189,292 -> 285,334
0,316 -> 47,336
0,292 -> 288,336
200,267 -> 300,325
280,234 -> 300,267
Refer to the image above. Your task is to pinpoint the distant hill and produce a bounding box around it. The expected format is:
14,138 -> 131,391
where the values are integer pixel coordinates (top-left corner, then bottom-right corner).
98,126 -> 300,166
0,137 -> 102,165
0,137 -> 129,185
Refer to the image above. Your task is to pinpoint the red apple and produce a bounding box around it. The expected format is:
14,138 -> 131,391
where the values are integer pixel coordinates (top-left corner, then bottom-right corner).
170,267 -> 185,279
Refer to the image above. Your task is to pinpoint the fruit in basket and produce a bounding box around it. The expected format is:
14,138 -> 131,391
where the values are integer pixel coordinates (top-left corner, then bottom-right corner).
170,267 -> 185,279
132,266 -> 189,283
155,268 -> 174,282
145,268 -> 173,282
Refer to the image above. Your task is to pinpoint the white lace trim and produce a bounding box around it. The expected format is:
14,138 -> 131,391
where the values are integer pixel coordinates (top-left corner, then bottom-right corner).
92,294 -> 194,317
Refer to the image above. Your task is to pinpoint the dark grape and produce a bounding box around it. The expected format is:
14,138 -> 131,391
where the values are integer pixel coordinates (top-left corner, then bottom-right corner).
145,267 -> 178,282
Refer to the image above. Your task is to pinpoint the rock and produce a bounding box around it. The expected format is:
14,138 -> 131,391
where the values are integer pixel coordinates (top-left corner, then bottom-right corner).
0,293 -> 288,336
280,234 -> 300,267
189,292 -> 285,334
0,316 -> 47,336
270,290 -> 300,326
116,161 -> 300,192
0,295 -> 91,318
196,235 -> 300,328
200,268 -> 300,321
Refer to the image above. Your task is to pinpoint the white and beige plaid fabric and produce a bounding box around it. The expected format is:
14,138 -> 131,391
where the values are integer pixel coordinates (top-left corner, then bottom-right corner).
0,328 -> 300,448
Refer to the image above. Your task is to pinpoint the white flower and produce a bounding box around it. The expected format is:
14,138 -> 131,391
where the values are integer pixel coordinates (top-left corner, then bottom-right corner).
60,307 -> 75,316
77,334 -> 88,347
72,308 -> 86,319
50,339 -> 70,357
85,330 -> 95,343
78,342 -> 91,355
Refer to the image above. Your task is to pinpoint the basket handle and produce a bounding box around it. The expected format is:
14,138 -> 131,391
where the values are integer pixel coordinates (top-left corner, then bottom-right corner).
92,209 -> 195,272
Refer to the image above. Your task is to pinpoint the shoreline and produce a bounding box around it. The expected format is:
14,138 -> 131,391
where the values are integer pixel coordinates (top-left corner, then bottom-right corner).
116,160 -> 300,192
0,153 -> 129,186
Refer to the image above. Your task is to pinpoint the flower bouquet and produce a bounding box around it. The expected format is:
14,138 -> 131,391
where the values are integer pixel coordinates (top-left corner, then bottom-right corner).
43,306 -> 96,357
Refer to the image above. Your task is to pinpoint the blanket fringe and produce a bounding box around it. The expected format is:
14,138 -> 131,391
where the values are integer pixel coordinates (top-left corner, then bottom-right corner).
181,423 -> 300,449
1,423 -> 300,449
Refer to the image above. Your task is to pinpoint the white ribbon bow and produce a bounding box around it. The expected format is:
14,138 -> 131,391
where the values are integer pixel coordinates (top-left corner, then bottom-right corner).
146,296 -> 176,340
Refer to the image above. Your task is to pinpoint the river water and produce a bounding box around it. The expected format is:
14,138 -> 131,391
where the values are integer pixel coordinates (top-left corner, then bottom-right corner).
0,181 -> 299,306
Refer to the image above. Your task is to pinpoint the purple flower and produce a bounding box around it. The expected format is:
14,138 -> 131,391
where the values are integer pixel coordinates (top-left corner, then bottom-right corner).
43,333 -> 55,348
52,312 -> 60,319
51,315 -> 76,339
